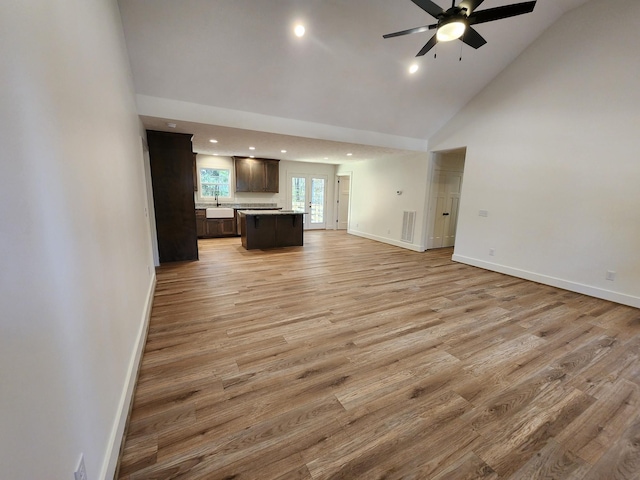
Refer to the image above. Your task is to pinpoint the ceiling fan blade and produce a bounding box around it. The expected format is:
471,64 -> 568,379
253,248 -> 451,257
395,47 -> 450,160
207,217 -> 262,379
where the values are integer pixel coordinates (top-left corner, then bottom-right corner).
459,0 -> 486,15
411,0 -> 445,18
416,34 -> 438,56
462,26 -> 487,49
468,1 -> 536,25
383,24 -> 432,39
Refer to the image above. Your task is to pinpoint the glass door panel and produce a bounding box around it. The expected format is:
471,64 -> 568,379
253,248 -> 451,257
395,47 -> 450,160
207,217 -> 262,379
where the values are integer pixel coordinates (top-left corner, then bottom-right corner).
289,174 -> 327,229
310,178 -> 325,225
291,177 -> 306,213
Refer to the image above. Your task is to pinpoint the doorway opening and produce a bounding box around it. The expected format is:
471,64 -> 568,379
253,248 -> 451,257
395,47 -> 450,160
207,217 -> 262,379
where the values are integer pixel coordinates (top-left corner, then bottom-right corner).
426,148 -> 466,249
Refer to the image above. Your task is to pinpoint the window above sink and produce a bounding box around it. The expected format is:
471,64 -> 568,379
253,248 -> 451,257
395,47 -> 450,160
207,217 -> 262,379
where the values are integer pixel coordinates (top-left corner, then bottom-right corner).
194,155 -> 234,204
200,167 -> 230,198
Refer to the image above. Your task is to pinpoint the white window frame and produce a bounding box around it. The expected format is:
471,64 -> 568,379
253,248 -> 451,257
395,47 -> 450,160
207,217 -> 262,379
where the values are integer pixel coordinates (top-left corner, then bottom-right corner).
195,155 -> 235,204
199,167 -> 231,200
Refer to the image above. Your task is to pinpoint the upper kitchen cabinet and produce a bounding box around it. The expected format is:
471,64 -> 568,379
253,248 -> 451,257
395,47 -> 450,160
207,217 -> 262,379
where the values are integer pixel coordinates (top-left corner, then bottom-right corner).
147,130 -> 198,263
234,157 -> 279,193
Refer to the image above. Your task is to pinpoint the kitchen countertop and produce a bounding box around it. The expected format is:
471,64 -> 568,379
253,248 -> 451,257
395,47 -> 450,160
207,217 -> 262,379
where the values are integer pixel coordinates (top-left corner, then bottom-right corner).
195,203 -> 279,210
237,210 -> 303,215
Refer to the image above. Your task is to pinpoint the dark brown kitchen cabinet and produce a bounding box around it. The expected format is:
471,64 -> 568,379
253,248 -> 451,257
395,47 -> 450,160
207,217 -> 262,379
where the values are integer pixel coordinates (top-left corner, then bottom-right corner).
264,160 -> 279,192
195,209 -> 207,237
234,157 -> 255,192
147,130 -> 198,263
239,212 -> 303,250
193,152 -> 198,192
207,218 -> 236,237
240,214 -> 277,249
234,157 -> 279,193
196,210 -> 236,238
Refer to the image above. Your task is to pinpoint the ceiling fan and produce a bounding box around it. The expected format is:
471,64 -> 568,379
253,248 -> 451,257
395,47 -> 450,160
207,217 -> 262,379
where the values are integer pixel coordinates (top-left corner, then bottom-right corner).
383,0 -> 537,56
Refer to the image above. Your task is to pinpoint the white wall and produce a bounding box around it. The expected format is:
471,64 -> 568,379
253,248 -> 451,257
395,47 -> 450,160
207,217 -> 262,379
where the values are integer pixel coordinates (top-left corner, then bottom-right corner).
196,155 -> 337,226
0,1 -> 155,479
337,152 -> 430,251
429,0 -> 640,308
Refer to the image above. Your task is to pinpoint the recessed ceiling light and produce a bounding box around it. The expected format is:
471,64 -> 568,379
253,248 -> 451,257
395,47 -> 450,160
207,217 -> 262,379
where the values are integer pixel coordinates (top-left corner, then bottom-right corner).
167,122 -> 177,128
409,63 -> 419,74
250,155 -> 255,158
209,139 -> 218,143
324,157 -> 328,160
281,150 -> 287,153
213,154 -> 219,156
294,24 -> 305,37
347,153 -> 353,156
249,146 -> 255,150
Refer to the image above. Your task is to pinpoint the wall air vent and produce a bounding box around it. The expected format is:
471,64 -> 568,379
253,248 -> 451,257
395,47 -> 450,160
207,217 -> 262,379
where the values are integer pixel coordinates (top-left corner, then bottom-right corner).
401,211 -> 416,243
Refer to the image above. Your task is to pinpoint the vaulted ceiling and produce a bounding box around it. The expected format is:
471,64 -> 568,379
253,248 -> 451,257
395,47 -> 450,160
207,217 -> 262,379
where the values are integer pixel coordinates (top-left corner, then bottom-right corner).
119,0 -> 590,161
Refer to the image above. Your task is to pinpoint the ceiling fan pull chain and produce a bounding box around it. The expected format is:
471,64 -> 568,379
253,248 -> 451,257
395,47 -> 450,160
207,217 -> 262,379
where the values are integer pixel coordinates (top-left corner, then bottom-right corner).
459,34 -> 464,61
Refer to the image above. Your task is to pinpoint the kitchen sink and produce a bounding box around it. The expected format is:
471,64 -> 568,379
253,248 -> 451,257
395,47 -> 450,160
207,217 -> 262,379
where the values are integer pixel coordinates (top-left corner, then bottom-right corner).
206,207 -> 234,218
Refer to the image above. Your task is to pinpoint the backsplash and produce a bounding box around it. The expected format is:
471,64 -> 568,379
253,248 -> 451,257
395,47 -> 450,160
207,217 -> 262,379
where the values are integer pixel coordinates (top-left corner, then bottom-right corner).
195,202 -> 278,209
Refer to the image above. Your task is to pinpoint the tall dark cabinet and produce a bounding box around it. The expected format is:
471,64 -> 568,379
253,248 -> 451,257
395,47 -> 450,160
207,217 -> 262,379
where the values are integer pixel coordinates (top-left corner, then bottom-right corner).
147,130 -> 198,263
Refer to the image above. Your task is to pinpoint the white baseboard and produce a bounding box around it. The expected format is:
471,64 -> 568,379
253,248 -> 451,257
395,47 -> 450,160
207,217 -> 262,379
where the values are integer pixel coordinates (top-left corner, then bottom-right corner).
347,229 -> 426,252
100,274 -> 156,479
452,254 -> 640,309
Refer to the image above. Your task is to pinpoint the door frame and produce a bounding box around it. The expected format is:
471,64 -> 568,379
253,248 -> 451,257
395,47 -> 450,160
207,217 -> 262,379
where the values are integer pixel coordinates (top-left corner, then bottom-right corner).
334,173 -> 352,231
287,173 -> 328,230
424,148 -> 466,250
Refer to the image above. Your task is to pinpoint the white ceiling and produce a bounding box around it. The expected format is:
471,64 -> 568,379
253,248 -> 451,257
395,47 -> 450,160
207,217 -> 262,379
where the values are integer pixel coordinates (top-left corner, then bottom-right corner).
119,0 -> 590,163
141,115 -> 416,164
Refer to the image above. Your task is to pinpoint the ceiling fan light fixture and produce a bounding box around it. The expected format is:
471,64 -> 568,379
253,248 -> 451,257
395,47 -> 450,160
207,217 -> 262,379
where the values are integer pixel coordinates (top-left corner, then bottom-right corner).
436,19 -> 467,42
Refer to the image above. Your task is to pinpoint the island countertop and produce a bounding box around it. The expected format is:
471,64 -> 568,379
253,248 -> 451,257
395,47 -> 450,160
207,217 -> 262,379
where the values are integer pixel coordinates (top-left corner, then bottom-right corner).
237,210 -> 304,215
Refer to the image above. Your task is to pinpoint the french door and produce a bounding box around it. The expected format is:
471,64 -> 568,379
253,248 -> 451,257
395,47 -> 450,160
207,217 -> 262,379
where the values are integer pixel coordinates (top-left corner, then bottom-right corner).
289,174 -> 327,230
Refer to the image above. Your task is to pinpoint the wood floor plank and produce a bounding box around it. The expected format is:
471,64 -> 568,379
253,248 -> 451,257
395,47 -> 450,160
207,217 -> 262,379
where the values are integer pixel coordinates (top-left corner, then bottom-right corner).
430,451 -> 499,480
581,417 -> 640,480
116,231 -> 640,480
475,386 -> 596,476
508,439 -> 591,479
555,377 -> 640,465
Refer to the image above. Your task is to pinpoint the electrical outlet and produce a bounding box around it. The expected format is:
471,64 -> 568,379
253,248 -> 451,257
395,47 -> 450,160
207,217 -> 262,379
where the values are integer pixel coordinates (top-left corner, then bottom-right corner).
147,265 -> 151,276
489,248 -> 495,256
74,454 -> 87,480
606,270 -> 616,281
387,229 -> 391,234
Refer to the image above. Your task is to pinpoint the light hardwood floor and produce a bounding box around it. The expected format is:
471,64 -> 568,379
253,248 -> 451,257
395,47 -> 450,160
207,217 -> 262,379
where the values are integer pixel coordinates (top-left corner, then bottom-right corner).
117,231 -> 640,479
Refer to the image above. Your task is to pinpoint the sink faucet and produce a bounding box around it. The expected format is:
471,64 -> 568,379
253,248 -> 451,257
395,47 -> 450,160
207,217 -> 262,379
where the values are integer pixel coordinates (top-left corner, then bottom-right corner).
214,187 -> 220,207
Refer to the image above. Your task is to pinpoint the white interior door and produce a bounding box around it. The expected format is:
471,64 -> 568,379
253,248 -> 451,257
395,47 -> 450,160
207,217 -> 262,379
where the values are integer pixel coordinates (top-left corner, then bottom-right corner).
337,176 -> 350,230
290,174 -> 327,230
430,170 -> 462,248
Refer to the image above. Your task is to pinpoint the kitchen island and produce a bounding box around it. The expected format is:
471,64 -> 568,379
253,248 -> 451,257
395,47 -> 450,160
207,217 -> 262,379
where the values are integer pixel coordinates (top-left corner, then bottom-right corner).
195,204 -> 281,238
238,210 -> 304,250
